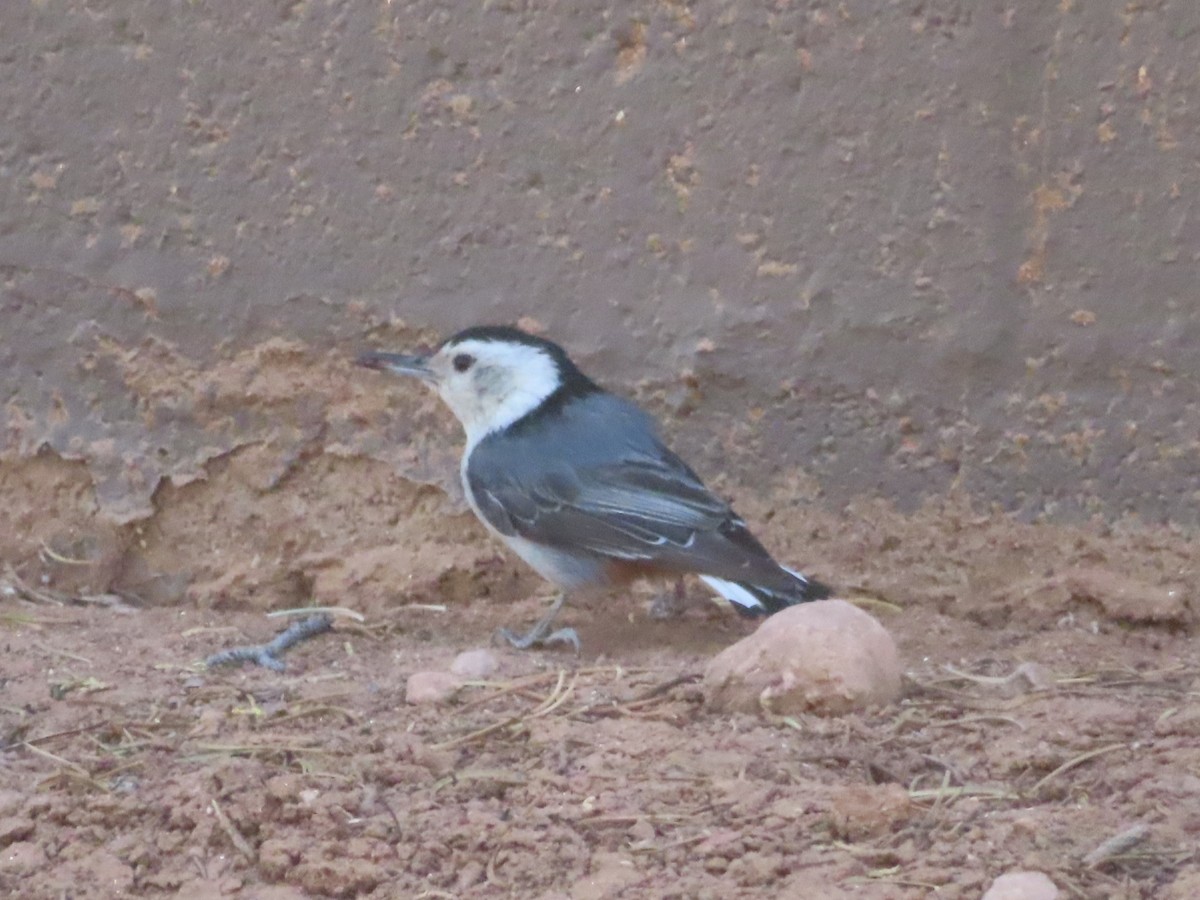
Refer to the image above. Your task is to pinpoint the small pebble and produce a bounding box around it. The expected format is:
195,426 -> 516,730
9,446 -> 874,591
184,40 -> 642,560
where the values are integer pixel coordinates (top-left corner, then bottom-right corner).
405,670 -> 464,705
449,648 -> 499,679
0,841 -> 46,874
981,871 -> 1059,900
627,819 -> 656,843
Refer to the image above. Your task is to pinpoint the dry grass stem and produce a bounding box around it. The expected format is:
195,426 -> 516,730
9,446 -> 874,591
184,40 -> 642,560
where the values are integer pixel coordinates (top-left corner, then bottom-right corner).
1083,823 -> 1151,868
211,798 -> 257,863
1029,743 -> 1128,797
267,605 -> 366,622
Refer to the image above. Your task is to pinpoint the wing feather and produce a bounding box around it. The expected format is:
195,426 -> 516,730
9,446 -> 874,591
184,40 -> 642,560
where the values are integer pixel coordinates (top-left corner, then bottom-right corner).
467,440 -> 798,588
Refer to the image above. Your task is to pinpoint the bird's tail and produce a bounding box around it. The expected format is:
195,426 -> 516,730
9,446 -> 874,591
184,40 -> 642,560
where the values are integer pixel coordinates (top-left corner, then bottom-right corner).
699,567 -> 832,618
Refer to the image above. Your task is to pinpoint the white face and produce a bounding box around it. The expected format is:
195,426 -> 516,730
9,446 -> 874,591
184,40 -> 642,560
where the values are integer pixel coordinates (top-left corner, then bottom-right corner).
422,338 -> 561,449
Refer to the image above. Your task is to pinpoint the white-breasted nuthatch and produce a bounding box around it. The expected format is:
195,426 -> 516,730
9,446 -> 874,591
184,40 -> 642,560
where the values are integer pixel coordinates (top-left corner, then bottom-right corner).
359,326 -> 831,650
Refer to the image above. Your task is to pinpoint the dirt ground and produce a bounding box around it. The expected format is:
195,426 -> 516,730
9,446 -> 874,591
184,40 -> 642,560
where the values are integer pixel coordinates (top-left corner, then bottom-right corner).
2,453 -> 1199,899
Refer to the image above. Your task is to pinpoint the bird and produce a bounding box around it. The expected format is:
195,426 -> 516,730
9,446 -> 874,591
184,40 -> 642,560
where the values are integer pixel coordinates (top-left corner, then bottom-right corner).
358,325 -> 831,650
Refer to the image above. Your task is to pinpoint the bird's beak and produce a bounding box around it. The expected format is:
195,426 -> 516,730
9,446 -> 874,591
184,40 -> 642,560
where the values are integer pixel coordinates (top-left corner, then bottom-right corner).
356,351 -> 437,384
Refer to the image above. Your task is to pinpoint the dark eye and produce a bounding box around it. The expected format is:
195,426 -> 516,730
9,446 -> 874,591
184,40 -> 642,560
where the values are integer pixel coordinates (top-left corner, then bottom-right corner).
452,353 -> 475,373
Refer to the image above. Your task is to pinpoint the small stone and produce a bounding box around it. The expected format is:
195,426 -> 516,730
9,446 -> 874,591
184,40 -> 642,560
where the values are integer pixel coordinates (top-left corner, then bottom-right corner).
455,860 -> 485,891
703,600 -> 902,716
78,849 -> 134,894
1062,568 -> 1188,625
265,775 -> 300,801
828,784 -> 913,840
0,842 -> 45,873
447,93 -> 474,118
405,670 -> 464,705
571,852 -> 641,900
257,837 -> 300,880
450,648 -> 499,679
627,818 -> 656,842
982,871 -> 1059,900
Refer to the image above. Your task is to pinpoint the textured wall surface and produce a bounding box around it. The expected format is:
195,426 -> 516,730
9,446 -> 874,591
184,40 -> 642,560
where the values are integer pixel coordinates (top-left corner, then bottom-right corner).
3,1 -> 1199,525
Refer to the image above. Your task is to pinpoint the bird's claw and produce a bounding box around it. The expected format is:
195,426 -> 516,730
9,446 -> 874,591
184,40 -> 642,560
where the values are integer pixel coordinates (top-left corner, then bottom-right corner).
541,627 -> 581,652
494,624 -> 580,653
648,578 -> 690,620
648,592 -> 686,620
493,593 -> 578,652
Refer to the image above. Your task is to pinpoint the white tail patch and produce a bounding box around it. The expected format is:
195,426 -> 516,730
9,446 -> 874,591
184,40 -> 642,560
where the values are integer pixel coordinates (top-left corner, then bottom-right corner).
699,575 -> 764,612
781,565 -> 809,584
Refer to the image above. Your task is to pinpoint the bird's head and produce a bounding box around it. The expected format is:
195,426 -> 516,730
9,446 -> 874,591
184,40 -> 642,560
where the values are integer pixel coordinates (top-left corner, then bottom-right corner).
358,325 -> 598,447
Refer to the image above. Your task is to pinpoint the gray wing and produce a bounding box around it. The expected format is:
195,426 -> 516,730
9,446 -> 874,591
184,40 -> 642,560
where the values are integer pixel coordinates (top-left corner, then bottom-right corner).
470,451 -> 724,554
467,417 -> 795,589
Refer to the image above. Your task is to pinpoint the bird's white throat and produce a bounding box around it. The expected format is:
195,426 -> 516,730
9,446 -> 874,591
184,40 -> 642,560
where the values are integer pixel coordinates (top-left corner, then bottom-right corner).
435,339 -> 562,452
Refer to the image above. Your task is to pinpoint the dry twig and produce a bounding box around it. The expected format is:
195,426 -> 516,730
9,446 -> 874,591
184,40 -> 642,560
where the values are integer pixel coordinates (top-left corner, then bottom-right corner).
1028,743 -> 1128,797
210,798 -> 257,863
1083,824 -> 1151,868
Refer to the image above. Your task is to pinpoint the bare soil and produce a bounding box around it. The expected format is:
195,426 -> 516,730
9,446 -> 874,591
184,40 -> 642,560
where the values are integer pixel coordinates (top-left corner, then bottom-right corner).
2,455 -> 1199,898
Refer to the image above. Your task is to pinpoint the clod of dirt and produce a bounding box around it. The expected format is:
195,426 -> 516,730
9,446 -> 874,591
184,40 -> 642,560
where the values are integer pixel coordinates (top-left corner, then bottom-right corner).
827,783 -> 912,841
702,600 -> 902,716
1154,706 -> 1200,737
37,525 -> 126,595
1164,869 -> 1200,899
0,816 -> 35,846
1062,568 -> 1189,625
450,647 -> 499,679
981,870 -> 1059,900
0,792 -> 23,818
405,670 -> 464,705
0,842 -> 45,875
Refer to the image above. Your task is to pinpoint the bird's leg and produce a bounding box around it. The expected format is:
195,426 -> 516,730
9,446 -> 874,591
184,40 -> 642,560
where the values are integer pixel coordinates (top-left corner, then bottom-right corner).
649,578 -> 689,620
495,593 -> 580,652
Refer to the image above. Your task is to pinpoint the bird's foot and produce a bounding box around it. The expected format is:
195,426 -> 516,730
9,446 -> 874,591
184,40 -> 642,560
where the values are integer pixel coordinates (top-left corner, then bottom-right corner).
648,578 -> 691,620
205,613 -> 334,671
495,623 -> 581,652
493,594 -> 580,652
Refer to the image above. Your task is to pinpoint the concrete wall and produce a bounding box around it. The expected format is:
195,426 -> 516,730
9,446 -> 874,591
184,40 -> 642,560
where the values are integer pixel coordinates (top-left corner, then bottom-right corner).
3,1 -> 1199,525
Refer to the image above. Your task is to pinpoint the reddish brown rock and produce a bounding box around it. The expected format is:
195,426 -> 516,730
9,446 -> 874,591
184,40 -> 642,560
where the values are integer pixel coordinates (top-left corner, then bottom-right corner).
828,783 -> 913,840
404,670 -> 464,705
703,600 -> 902,716
450,648 -> 499,679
